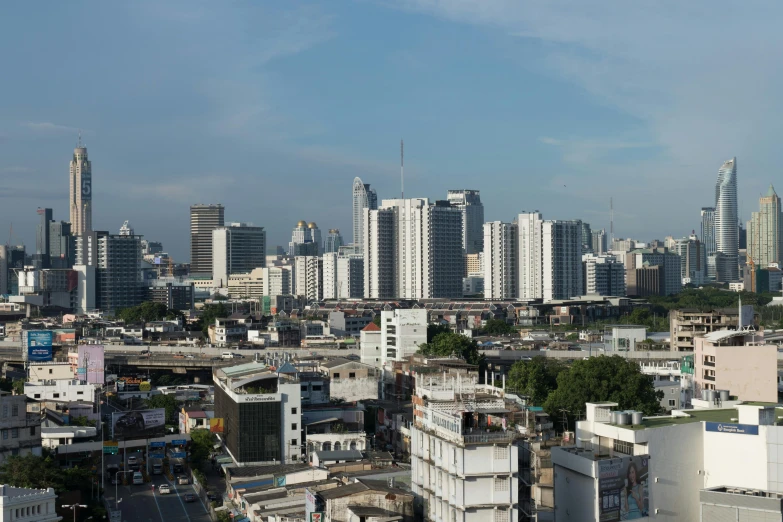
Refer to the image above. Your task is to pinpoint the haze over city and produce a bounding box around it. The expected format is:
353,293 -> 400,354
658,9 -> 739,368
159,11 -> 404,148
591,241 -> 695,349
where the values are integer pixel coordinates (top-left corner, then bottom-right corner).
2,1 -> 783,259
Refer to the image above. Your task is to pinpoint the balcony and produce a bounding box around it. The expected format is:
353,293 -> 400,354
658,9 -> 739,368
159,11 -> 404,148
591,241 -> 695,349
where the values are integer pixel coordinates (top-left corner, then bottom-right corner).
703,360 -> 715,367
703,374 -> 716,382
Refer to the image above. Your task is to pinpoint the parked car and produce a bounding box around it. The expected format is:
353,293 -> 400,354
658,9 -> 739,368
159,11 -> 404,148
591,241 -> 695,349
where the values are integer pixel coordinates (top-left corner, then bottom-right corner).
232,353 -> 245,359
184,493 -> 197,503
177,475 -> 189,485
158,484 -> 171,495
127,456 -> 138,465
206,491 -> 221,502
184,354 -> 195,359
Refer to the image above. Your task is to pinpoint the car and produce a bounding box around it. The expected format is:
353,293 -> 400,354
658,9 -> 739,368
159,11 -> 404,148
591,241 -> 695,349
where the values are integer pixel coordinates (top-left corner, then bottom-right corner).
127,456 -> 138,465
211,356 -> 222,361
158,484 -> 171,494
206,492 -> 221,502
232,353 -> 245,358
184,354 -> 195,359
129,464 -> 141,472
140,349 -> 151,356
184,493 -> 197,503
177,475 -> 189,485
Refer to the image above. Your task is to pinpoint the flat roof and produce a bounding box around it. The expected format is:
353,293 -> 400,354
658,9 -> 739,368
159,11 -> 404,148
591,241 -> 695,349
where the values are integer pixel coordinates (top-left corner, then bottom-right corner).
616,408 -> 737,431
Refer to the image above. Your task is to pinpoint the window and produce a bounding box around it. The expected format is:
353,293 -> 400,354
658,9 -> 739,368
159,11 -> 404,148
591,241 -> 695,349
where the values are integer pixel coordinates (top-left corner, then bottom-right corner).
671,389 -> 675,394
438,471 -> 442,487
613,439 -> 633,455
1,430 -> 7,440
291,439 -> 297,445
349,372 -> 356,379
668,399 -> 676,407
34,394 -> 40,399
53,393 -> 60,398
312,385 -> 322,391
1,405 -> 6,417
291,423 -> 297,430
494,510 -> 509,522
291,407 -> 297,415
77,391 -> 84,395
11,428 -> 18,439
30,426 -> 36,436
439,441 -> 442,458
301,385 -> 308,392
11,404 -> 18,416
453,448 -> 457,465
49,369 -> 53,374
494,477 -> 509,491
333,373 -> 340,379
494,445 -> 508,460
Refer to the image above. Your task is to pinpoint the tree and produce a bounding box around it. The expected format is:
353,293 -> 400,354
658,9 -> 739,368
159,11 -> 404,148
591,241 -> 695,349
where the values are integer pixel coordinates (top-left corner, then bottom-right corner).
198,303 -> 229,335
479,319 -> 515,336
417,331 -> 485,367
544,356 -> 663,429
372,315 -> 381,327
189,429 -> 215,468
116,301 -> 181,324
144,394 -> 178,423
70,415 -> 92,427
427,324 -> 451,343
507,357 -> 566,405
0,454 -> 91,494
12,379 -> 24,396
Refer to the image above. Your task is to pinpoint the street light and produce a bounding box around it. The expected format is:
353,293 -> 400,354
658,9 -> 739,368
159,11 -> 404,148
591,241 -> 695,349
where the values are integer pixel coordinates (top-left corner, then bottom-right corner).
62,504 -> 87,522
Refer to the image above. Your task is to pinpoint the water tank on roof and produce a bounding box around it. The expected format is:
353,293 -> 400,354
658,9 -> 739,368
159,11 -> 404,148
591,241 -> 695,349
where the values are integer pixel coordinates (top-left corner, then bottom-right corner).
701,389 -> 709,401
631,412 -> 643,425
611,411 -> 620,424
705,390 -> 716,403
617,412 -> 630,426
719,390 -> 730,402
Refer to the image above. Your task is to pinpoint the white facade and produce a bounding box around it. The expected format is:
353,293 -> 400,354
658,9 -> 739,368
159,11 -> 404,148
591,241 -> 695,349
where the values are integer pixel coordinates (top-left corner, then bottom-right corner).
715,157 -> 739,281
583,254 -> 626,296
262,266 -> 293,298
363,208 -> 396,299
212,223 -> 266,286
0,485 -> 60,522
591,229 -> 608,255
294,256 -> 323,302
322,254 -> 364,300
69,144 -> 92,236
517,212 -> 543,300
24,380 -> 97,404
483,221 -> 517,299
447,189 -> 484,254
28,363 -> 74,383
542,220 -> 583,302
352,178 -> 378,253
360,324 -> 382,367
380,309 -> 427,364
411,378 -> 518,522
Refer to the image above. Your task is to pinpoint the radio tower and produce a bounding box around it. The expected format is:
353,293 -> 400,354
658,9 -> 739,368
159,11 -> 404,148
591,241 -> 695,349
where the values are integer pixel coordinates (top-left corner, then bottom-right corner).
610,197 -> 614,246
400,139 -> 404,199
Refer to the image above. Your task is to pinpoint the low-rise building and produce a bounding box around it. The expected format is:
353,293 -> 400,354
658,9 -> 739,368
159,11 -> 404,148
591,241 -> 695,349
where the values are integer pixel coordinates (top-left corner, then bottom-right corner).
669,306 -> 754,352
0,485 -> 60,522
320,359 -> 381,402
306,479 -> 415,522
212,317 -> 248,347
329,311 -> 373,338
0,393 -> 42,464
359,322 -> 382,367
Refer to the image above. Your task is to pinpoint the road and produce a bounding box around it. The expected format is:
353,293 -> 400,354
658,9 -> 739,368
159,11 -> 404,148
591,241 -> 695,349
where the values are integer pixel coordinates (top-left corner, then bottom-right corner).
107,475 -> 211,522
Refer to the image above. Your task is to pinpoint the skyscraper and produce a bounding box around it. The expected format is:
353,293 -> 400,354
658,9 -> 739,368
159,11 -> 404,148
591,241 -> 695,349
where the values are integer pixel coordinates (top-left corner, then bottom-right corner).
34,208 -> 53,269
580,221 -> 593,254
747,185 -> 782,269
49,220 -> 74,269
212,223 -> 266,286
352,177 -> 378,253
190,204 -> 225,276
518,212 -> 544,299
483,221 -> 518,299
700,207 -> 716,257
447,189 -> 484,254
591,229 -> 608,255
363,207 -> 396,299
69,141 -> 92,236
715,158 -> 739,281
324,229 -> 344,253
288,221 -> 321,256
76,231 -> 142,312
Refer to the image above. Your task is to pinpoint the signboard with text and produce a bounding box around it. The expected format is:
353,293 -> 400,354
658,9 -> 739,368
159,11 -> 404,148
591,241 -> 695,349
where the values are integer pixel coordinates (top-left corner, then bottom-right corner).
705,422 -> 759,435
78,345 -> 105,384
598,455 -> 650,521
24,330 -> 53,362
112,409 -> 166,439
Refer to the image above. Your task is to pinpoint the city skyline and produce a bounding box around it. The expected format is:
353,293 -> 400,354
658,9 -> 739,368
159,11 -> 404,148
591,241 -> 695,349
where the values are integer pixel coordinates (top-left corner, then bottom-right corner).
2,2 -> 783,260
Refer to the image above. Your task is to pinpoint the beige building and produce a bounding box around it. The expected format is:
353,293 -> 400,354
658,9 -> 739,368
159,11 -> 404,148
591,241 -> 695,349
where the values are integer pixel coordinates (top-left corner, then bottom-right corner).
669,306 -> 754,351
464,253 -> 482,276
694,329 -> 777,402
747,184 -> 782,269
319,358 -> 381,402
69,142 -> 92,235
226,267 -> 264,299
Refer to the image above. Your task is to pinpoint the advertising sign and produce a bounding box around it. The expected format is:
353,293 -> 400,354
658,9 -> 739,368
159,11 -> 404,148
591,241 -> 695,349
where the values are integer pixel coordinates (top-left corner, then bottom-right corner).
112,409 -> 166,439
598,455 -> 650,521
179,412 -> 187,434
78,345 -> 105,384
25,330 -> 53,361
705,422 -> 759,435
310,514 -> 324,522
210,418 -> 225,434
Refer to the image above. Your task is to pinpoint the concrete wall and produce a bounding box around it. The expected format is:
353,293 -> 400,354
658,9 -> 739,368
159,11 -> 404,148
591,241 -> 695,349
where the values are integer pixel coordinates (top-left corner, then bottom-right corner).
330,376 -> 378,402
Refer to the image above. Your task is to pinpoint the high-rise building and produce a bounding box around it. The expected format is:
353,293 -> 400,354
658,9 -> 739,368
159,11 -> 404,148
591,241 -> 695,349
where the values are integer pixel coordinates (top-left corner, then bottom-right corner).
625,248 -> 682,296
212,223 -> 266,286
69,141 -> 92,236
352,177 -> 378,253
483,221 -> 518,299
294,256 -> 323,301
715,158 -> 739,281
34,208 -> 52,269
363,208 -> 396,299
119,220 -> 134,236
580,221 -> 592,253
591,229 -> 608,255
380,309 -> 427,364
324,229 -> 344,253
747,185 -> 782,269
288,221 -> 321,256
672,234 -> 706,286
75,231 -> 142,312
48,220 -> 74,269
190,204 -> 225,276
447,189 -> 484,254
517,212 -> 583,301
582,253 -> 626,296
701,207 -> 716,257
322,253 -> 364,299
262,266 -> 292,298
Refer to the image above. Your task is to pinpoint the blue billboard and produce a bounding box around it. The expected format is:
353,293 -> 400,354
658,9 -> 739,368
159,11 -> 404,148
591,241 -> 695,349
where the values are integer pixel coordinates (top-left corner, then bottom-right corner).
705,422 -> 759,435
26,330 -> 53,361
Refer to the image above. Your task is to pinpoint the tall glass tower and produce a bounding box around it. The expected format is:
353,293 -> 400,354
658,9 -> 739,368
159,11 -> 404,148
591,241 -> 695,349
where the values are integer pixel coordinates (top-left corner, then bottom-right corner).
352,177 -> 377,253
69,140 -> 92,236
715,158 -> 738,281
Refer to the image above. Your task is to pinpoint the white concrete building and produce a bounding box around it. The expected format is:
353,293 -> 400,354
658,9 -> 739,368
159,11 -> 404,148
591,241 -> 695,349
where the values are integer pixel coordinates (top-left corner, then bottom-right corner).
262,265 -> 293,298
518,212 -> 544,300
411,376 -> 519,522
69,141 -> 92,236
0,485 -> 60,522
24,380 -> 98,405
352,178 -> 378,254
360,322 -> 382,367
552,400 -> 783,522
295,256 -> 323,302
322,253 -> 364,300
212,223 -> 266,286
380,309 -> 427,365
0,393 -> 42,465
363,208 -> 396,299
28,363 -> 74,383
542,220 -> 583,302
582,253 -> 626,296
483,221 -> 518,299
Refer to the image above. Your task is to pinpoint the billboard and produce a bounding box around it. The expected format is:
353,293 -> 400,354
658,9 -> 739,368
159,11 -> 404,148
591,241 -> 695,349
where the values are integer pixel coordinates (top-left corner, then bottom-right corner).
25,330 -> 53,361
209,418 -> 224,433
112,409 -> 166,439
705,421 -> 759,435
78,345 -> 105,384
598,455 -> 650,521
179,412 -> 187,434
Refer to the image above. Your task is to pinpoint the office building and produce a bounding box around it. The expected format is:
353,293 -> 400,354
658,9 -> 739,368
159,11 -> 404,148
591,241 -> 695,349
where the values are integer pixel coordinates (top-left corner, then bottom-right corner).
447,189 -> 484,254
745,266 -> 783,294
672,234 -> 706,285
701,207 -> 716,259
48,220 -> 74,269
464,253 -> 482,277
380,309 -> 427,364
323,253 -> 364,299
213,362 -> 302,465
190,204 -> 225,276
363,208 -> 396,299
625,248 -> 682,296
324,229 -> 344,253
295,256 -> 323,302
748,185 -> 782,269
145,281 -> 195,311
34,208 -> 52,269
483,221 -> 517,299
715,158 -> 739,281
410,375 -> 519,522
262,266 -> 293,298
591,229 -> 607,255
69,140 -> 92,236
352,177 -> 378,253
212,223 -> 266,286
76,231 -> 142,313
580,221 -> 592,253
289,221 -> 321,256
582,253 -> 625,296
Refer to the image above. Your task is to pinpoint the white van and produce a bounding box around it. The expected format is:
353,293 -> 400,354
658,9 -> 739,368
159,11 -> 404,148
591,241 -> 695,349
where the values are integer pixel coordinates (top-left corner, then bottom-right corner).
132,472 -> 144,485
222,352 -> 233,359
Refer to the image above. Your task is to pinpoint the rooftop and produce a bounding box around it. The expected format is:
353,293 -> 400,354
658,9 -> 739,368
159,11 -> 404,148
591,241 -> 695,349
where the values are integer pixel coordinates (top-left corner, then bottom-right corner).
226,463 -> 310,480
616,408 -> 737,431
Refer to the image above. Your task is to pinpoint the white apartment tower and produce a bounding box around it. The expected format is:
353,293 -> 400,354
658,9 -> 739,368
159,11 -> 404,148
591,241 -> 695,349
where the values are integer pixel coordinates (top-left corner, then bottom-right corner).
447,189 -> 484,254
411,376 -> 519,522
352,177 -> 378,253
363,208 -> 396,299
517,212 -> 544,299
715,157 -> 739,281
582,253 -> 626,296
262,266 -> 292,297
323,253 -> 364,299
69,141 -> 92,236
380,309 -> 427,364
294,256 -> 323,302
483,221 -> 518,299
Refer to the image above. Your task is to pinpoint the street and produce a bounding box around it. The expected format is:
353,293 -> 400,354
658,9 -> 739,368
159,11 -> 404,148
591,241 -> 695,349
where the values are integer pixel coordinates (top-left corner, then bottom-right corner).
106,474 -> 211,522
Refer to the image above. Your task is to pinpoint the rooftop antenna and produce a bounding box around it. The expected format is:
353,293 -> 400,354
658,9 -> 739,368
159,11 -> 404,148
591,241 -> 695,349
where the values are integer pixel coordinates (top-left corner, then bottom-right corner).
400,139 -> 404,200
77,130 -> 82,148
610,197 -> 614,246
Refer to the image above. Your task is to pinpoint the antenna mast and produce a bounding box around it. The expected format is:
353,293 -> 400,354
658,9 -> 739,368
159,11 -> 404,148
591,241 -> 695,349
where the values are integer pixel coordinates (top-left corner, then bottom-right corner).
610,197 -> 614,247
400,139 -> 404,200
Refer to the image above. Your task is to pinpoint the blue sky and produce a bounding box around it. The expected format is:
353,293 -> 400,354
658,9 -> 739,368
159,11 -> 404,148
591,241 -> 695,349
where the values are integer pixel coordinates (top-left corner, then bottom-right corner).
1,1 -> 781,260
